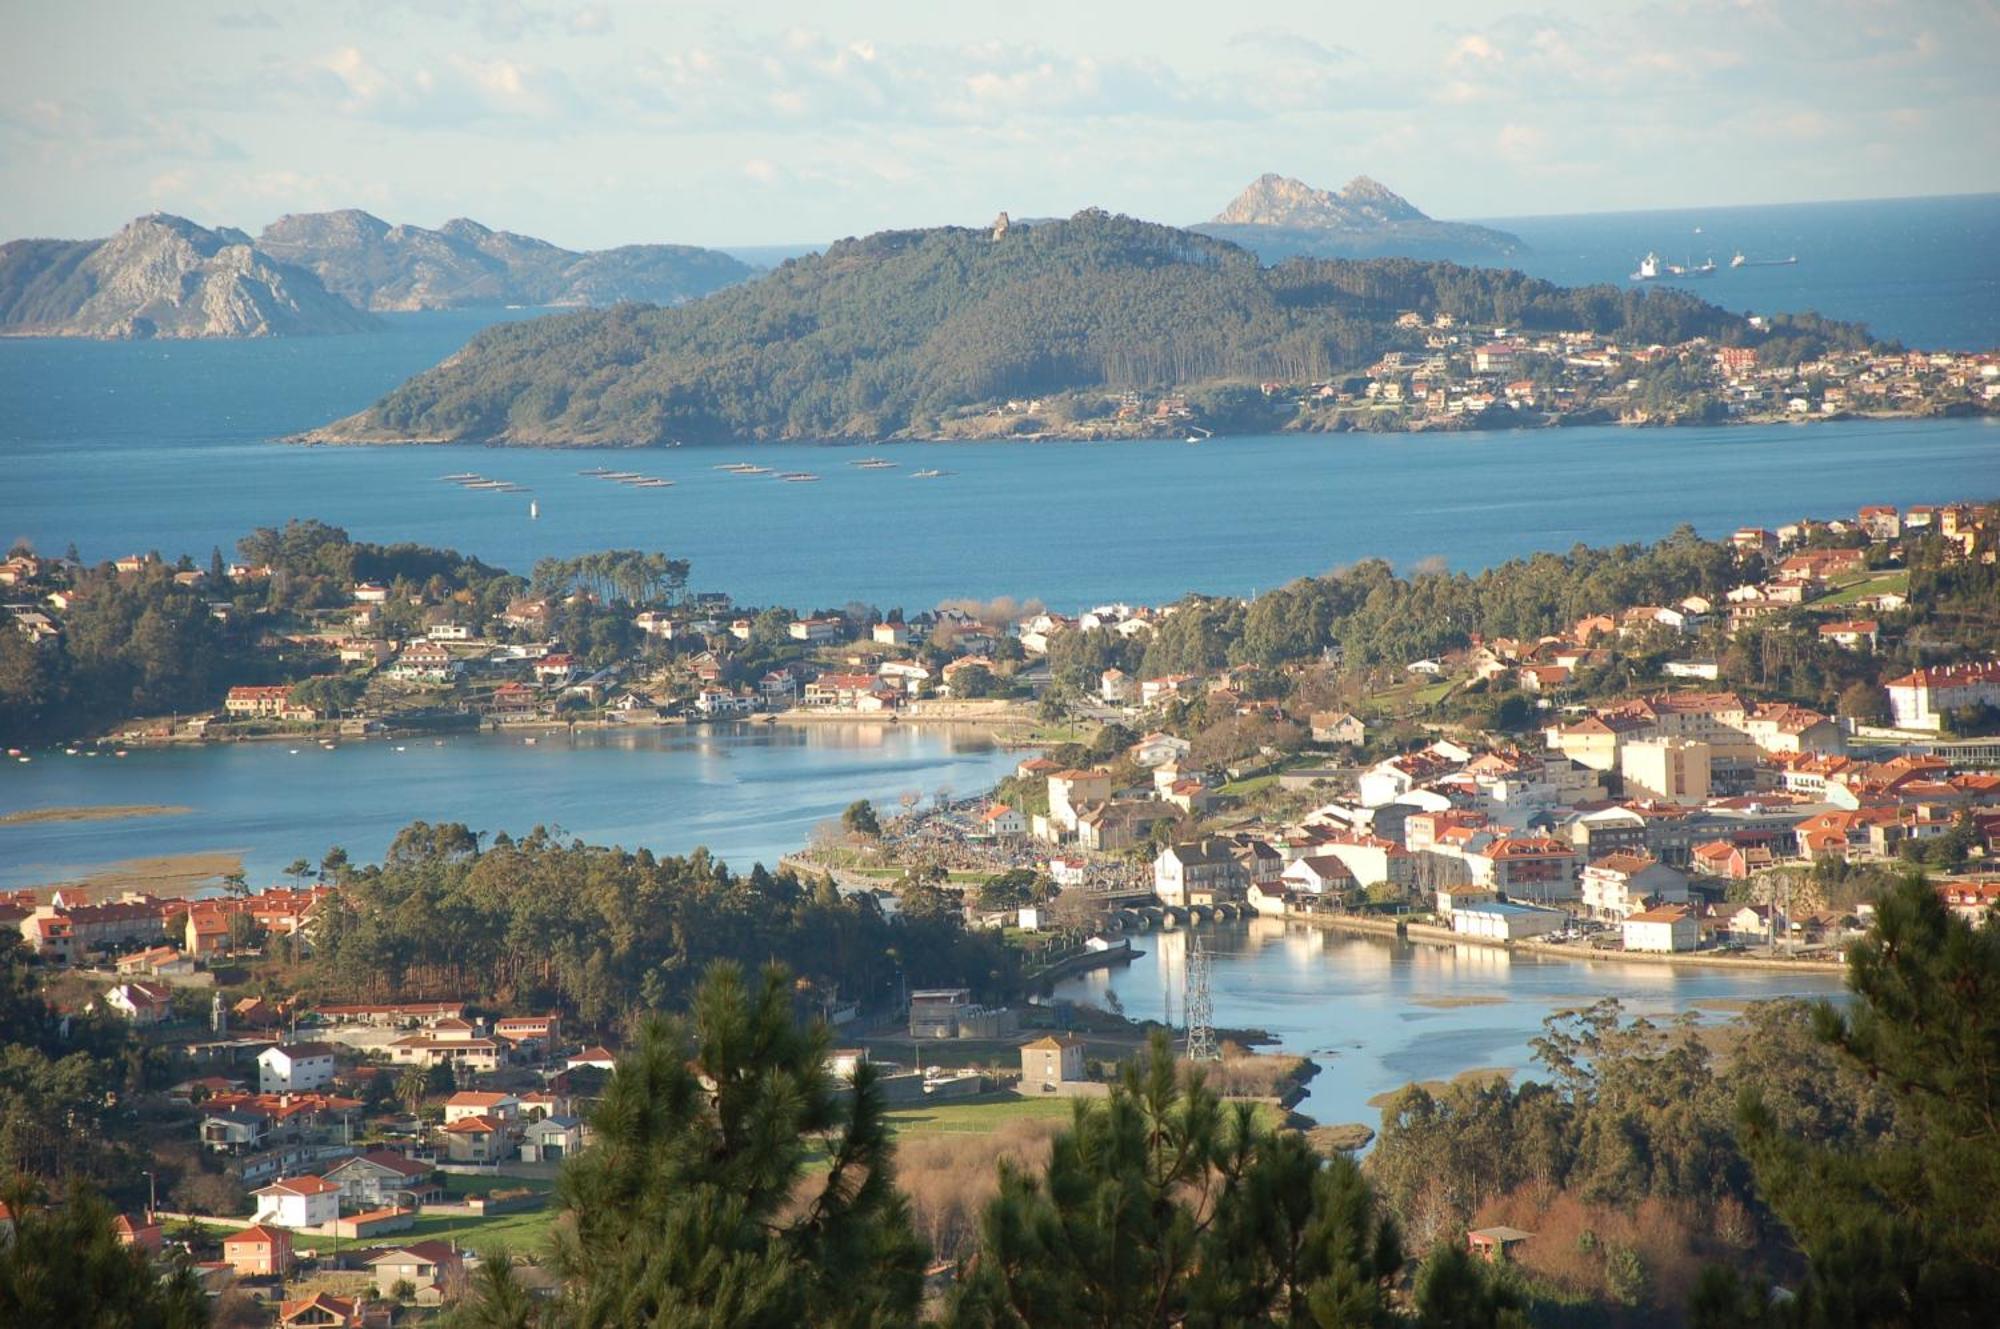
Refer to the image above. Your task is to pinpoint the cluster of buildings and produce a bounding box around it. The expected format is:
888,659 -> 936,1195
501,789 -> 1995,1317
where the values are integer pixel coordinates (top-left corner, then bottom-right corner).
1279,318 -> 2000,429
1,883 -> 334,971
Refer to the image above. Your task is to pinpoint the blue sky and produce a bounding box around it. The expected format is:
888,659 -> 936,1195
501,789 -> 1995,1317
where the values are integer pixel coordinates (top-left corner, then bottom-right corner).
3,0 -> 1994,249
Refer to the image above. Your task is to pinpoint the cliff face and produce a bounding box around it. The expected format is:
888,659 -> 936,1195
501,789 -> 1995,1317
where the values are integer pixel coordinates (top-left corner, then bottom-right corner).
0,214 -> 378,339
255,211 -> 756,311
1198,174 -> 1525,263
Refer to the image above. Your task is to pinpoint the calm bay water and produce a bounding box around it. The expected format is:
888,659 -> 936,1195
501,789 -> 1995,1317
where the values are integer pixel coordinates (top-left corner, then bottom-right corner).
0,723 -> 1019,892
1053,921 -> 1846,1129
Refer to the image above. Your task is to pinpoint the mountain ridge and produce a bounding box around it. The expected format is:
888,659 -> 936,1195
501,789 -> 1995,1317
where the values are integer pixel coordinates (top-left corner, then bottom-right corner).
0,213 -> 378,339
254,210 -> 757,312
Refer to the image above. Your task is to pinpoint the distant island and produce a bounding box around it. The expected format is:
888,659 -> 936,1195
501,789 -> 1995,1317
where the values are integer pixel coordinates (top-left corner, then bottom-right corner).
0,214 -> 377,340
255,209 -> 757,312
1193,174 -> 1526,263
302,209 -> 1903,448
0,209 -> 758,340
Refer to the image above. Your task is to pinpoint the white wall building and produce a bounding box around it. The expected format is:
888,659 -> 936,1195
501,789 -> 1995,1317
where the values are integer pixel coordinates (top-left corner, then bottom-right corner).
257,1043 -> 336,1095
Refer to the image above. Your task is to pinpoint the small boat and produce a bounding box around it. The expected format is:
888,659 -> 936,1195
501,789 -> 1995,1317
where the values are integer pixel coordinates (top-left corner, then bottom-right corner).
524,736 -> 538,745
911,468 -> 946,479
1630,252 -> 1662,281
632,478 -> 675,488
852,457 -> 897,469
4,748 -> 18,757
394,745 -> 407,752
737,465 -> 773,476
289,748 -> 300,755
780,472 -> 820,482
441,472 -> 481,481
578,466 -> 613,476
530,500 -> 540,519
602,471 -> 643,481
114,750 -> 128,758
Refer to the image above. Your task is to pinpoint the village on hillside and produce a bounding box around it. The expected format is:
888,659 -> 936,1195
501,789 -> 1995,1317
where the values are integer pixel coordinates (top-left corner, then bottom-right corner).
3,498 -> 1999,1321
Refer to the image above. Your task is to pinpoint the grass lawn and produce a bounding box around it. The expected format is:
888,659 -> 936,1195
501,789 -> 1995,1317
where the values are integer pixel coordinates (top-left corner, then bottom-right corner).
1217,774 -> 1278,798
1815,569 -> 1909,607
291,1176 -> 560,1260
884,1094 -> 1079,1136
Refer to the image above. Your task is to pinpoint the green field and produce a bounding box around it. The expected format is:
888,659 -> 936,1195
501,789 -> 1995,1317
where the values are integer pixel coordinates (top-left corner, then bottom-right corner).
290,1176 -> 559,1260
885,1093 -> 1081,1135
1816,569 -> 1909,607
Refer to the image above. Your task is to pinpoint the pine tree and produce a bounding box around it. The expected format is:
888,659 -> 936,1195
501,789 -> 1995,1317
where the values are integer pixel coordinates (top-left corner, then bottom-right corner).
1731,873 -> 2000,1327
552,961 -> 926,1328
0,1184 -> 210,1329
949,1031 -> 1400,1328
1411,1240 -> 1530,1329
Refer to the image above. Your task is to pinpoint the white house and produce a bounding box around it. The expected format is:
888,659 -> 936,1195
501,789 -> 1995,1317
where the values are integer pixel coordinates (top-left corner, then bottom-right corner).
1129,732 -> 1192,768
251,1174 -> 342,1229
1580,854 -> 1690,920
1099,669 -> 1134,704
1623,905 -> 1700,953
443,1091 -> 519,1126
104,980 -> 173,1026
257,1042 -> 336,1095
977,804 -> 1027,838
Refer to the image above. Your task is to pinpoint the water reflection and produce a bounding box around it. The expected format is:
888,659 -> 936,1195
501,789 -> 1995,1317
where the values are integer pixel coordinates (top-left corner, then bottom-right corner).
1053,920 -> 1845,1130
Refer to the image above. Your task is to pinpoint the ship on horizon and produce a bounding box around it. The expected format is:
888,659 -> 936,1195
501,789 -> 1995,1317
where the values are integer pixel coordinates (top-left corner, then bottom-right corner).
1731,251 -> 1799,268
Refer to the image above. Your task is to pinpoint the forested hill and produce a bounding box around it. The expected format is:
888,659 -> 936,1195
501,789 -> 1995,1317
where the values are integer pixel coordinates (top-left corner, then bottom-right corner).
310,210 -> 1862,446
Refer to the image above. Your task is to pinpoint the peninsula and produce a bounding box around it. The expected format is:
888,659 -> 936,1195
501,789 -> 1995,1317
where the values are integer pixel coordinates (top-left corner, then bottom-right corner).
300,209 -> 1963,448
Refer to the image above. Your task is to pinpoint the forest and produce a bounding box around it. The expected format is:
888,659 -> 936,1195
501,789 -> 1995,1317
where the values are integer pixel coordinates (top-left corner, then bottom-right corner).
304,821 -> 1021,1026
319,211 -> 1873,446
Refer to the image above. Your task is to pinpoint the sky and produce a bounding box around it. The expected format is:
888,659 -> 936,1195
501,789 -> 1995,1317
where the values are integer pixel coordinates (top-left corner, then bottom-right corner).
3,0 -> 1996,250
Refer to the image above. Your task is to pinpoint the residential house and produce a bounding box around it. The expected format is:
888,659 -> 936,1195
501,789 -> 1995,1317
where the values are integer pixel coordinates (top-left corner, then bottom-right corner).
444,1091 -> 519,1126
1885,662 -> 2000,732
222,1225 -> 293,1278
367,1241 -> 465,1304
258,1043 -> 336,1095
112,1212 -> 163,1252
1580,854 -> 1690,920
789,617 -> 844,644
201,1109 -> 273,1154
566,1046 -> 618,1071
1019,1034 -> 1086,1091
1310,711 -> 1368,746
977,804 -> 1027,838
251,1175 -> 342,1229
1099,668 -> 1134,704
104,980 -> 174,1026
1818,620 -> 1880,652
387,1034 -> 504,1074
1129,732 -> 1192,768
1154,840 -> 1247,907
322,1152 -> 440,1210
116,944 -> 194,977
1623,905 -> 1700,953
1046,769 -> 1113,835
278,1294 -> 369,1329
442,1115 -> 508,1164
519,1115 -> 586,1163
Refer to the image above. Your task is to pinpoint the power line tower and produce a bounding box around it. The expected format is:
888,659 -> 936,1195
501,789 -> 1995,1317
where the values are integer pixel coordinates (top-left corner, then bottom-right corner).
1184,934 -> 1217,1062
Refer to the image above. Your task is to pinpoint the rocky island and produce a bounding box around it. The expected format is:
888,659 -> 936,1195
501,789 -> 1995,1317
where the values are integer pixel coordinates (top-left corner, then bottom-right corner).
254,209 -> 757,312
1194,173 -> 1526,263
0,213 -> 378,339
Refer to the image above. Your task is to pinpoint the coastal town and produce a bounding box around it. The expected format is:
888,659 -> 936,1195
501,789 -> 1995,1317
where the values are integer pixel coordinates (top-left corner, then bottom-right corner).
2,497 -> 1997,1320
937,321 -> 1999,439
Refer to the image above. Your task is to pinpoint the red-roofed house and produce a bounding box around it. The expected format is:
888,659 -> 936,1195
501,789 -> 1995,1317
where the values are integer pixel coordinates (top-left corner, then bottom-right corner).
112,1212 -> 163,1252
443,1115 -> 508,1163
222,1224 -> 293,1277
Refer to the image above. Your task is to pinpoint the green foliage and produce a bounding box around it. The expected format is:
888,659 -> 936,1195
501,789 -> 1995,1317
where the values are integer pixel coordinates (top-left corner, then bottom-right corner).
341,212 -> 1819,445
1729,874 -> 2000,1328
949,1031 -> 1402,1327
1411,1240 -> 1531,1329
529,551 -> 689,607
0,1185 -> 210,1329
841,799 -> 882,837
553,963 -> 926,1328
310,821 -> 1018,1024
